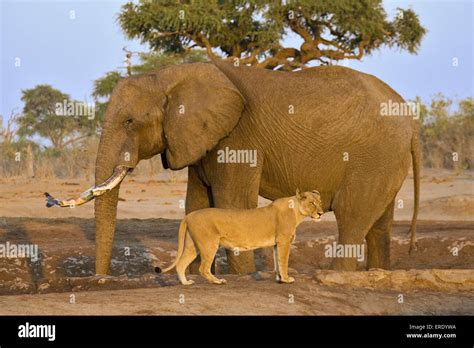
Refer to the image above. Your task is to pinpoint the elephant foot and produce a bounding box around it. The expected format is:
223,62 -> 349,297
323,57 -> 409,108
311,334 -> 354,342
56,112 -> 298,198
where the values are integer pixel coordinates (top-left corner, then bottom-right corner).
226,250 -> 256,274
366,257 -> 391,270
331,258 -> 358,271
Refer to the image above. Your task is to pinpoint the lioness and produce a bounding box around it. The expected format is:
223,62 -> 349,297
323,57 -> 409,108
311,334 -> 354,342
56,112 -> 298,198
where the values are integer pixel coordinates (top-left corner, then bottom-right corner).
158,189 -> 323,285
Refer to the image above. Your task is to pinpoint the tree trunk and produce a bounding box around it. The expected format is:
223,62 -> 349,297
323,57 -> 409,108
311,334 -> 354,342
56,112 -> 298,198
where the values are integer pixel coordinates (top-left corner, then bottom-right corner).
26,143 -> 35,178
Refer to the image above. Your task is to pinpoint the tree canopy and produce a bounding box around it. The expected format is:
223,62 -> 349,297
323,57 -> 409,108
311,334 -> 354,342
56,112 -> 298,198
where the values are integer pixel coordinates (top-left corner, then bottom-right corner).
17,85 -> 99,149
119,0 -> 426,70
416,95 -> 473,169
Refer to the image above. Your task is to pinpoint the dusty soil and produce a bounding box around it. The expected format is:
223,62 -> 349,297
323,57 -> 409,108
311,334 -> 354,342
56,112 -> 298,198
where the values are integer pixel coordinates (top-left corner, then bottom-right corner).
0,168 -> 472,221
0,169 -> 472,315
1,271 -> 473,315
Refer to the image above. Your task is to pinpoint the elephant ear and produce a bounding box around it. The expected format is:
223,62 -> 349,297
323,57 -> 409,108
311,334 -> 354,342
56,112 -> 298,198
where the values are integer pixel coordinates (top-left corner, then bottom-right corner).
162,63 -> 245,170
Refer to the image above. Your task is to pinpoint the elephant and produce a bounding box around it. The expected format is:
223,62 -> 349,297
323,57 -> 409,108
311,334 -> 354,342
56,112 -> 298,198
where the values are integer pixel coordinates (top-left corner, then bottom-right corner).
46,58 -> 420,275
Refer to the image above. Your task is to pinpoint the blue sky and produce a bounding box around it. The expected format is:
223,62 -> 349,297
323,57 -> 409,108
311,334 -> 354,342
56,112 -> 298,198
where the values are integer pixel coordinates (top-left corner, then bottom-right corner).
1,0 -> 473,128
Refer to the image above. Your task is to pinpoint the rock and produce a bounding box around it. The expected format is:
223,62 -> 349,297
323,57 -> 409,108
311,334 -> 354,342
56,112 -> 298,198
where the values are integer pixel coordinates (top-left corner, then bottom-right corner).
37,282 -> 51,293
314,269 -> 474,292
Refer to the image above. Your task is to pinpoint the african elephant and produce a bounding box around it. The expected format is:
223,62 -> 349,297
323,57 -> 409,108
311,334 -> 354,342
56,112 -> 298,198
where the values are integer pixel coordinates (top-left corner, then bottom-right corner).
47,58 -> 420,275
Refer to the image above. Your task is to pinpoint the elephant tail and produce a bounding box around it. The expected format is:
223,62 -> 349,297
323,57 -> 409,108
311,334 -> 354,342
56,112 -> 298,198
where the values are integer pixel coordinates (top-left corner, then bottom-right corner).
408,129 -> 421,255
156,218 -> 188,273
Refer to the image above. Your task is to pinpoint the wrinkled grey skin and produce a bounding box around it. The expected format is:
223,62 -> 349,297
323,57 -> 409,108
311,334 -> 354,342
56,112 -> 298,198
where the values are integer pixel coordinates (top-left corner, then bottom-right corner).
66,59 -> 420,275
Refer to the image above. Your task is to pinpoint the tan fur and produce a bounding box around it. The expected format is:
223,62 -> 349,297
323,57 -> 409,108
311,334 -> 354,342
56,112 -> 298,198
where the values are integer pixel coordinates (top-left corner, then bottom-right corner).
161,190 -> 323,285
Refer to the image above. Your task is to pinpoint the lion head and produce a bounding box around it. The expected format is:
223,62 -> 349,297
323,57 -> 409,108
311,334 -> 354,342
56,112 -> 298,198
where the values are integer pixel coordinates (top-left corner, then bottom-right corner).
296,189 -> 324,221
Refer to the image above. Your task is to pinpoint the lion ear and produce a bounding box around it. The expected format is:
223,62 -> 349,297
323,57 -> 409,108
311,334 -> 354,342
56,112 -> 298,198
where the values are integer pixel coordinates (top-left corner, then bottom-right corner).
296,188 -> 302,200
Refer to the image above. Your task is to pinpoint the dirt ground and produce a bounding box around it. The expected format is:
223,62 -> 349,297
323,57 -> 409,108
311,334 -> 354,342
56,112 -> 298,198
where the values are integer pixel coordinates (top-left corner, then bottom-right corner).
0,168 -> 473,315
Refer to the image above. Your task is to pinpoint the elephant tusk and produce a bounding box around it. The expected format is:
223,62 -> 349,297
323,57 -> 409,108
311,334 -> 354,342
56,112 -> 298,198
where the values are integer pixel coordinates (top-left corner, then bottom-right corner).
44,166 -> 131,208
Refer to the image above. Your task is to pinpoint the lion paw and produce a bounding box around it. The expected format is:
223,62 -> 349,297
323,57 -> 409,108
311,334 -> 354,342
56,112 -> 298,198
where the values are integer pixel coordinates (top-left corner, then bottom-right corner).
279,276 -> 295,284
213,278 -> 227,285
182,280 -> 195,286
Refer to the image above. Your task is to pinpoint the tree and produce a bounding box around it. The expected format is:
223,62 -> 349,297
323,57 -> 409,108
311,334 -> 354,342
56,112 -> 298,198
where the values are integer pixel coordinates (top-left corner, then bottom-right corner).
0,109 -> 38,177
17,85 -> 99,150
417,95 -> 474,169
0,109 -> 20,146
92,71 -> 124,102
132,49 -> 208,74
118,0 -> 426,71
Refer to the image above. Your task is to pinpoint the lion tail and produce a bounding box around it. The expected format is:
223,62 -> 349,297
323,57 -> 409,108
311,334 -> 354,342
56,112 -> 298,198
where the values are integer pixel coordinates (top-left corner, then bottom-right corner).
156,218 -> 188,273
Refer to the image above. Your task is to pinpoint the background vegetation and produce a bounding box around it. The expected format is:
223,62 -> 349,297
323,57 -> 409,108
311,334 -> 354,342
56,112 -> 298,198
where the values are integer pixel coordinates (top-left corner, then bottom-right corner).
1,1 -> 471,178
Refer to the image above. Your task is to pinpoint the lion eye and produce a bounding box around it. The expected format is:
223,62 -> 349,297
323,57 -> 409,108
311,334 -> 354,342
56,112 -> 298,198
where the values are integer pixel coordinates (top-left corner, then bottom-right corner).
124,119 -> 133,128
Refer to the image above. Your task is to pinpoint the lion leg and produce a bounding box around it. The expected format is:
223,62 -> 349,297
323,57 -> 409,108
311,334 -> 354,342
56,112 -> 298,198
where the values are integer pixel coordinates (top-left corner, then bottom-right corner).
273,245 -> 281,282
185,165 -> 213,275
276,239 -> 295,284
199,241 -> 226,285
176,233 -> 198,285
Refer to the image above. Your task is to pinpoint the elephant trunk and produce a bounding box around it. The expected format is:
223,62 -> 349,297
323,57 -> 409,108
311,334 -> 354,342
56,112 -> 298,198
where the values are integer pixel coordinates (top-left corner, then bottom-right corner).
94,135 -> 126,275
43,134 -> 131,275
44,166 -> 129,208
94,184 -> 120,275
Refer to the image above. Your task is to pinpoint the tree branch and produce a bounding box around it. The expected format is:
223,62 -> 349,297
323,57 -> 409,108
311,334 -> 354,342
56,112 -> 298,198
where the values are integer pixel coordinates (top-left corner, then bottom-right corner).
192,33 -> 216,58
61,134 -> 90,149
289,19 -> 314,46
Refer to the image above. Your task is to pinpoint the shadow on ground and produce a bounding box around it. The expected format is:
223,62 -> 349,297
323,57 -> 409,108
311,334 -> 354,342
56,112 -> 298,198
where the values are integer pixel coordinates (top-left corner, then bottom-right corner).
0,218 -> 473,295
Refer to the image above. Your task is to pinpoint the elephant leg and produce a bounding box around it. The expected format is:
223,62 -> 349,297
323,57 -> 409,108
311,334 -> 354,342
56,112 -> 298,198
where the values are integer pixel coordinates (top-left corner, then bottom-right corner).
365,200 -> 394,270
226,248 -> 255,274
185,165 -> 213,274
211,170 -> 261,275
331,178 -> 394,271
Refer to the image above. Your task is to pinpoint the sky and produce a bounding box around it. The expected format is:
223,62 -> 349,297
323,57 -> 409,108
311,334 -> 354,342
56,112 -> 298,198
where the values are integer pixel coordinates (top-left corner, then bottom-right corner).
1,0 -> 473,128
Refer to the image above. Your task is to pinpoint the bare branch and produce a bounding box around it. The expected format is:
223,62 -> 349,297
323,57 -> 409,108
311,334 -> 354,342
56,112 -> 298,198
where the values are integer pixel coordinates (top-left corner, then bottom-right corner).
193,33 -> 216,58
60,134 -> 90,149
152,31 -> 180,38
289,19 -> 314,45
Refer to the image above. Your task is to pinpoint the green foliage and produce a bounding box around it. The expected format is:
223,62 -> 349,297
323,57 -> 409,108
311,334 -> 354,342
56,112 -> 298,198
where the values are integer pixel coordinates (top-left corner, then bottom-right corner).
118,0 -> 426,70
92,71 -> 125,123
418,95 -> 473,169
92,71 -> 124,101
132,49 -> 208,74
391,8 -> 426,54
17,85 -> 99,149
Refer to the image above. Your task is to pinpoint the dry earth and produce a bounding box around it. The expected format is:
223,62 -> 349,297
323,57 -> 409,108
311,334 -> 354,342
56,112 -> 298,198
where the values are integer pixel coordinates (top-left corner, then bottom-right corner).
0,169 -> 472,315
